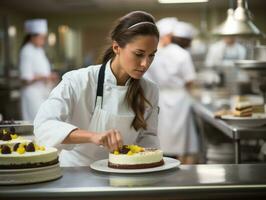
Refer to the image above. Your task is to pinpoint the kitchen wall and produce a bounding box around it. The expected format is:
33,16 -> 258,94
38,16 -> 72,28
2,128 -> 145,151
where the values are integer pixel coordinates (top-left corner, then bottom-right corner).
1,3 -> 265,72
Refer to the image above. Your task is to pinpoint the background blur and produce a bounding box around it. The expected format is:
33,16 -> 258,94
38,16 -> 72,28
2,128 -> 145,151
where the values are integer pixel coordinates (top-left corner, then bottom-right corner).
0,0 -> 265,119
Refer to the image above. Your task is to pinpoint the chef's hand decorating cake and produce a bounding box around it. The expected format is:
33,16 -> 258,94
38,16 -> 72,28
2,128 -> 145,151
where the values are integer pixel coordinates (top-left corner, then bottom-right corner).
0,128 -> 58,169
108,145 -> 164,169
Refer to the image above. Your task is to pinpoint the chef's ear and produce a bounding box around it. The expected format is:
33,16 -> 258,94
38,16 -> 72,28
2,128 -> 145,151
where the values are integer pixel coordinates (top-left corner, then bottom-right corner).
112,41 -> 120,55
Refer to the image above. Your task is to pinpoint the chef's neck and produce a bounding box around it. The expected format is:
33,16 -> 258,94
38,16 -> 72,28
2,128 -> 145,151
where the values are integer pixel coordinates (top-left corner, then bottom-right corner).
159,34 -> 172,48
110,58 -> 130,86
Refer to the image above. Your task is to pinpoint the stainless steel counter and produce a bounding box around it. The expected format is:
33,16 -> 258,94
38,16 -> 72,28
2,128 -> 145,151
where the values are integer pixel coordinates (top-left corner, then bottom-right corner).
1,164 -> 266,200
192,100 -> 266,164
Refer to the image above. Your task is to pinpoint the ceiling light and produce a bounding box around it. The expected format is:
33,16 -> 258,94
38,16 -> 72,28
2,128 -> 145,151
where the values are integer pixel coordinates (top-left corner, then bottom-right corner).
158,0 -> 208,4
212,0 -> 262,36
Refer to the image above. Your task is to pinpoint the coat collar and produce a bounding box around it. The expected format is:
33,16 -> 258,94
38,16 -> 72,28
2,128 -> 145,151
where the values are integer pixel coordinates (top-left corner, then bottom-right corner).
105,60 -> 131,86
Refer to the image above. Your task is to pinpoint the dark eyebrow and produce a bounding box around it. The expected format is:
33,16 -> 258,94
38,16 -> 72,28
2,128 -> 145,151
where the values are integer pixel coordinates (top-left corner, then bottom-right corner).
135,49 -> 145,52
135,49 -> 157,54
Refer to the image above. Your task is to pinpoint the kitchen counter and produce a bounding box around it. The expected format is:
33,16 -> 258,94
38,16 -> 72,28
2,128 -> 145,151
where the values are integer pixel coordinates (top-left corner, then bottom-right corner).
192,98 -> 266,164
1,164 -> 266,200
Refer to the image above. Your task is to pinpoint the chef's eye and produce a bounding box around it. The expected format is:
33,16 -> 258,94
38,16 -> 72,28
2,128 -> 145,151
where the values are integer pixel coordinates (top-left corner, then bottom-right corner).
135,52 -> 144,57
149,54 -> 155,58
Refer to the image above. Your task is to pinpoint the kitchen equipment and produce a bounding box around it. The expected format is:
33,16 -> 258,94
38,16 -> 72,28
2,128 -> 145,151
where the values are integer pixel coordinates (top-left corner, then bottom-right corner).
235,60 -> 266,110
212,0 -> 262,36
254,45 -> 266,61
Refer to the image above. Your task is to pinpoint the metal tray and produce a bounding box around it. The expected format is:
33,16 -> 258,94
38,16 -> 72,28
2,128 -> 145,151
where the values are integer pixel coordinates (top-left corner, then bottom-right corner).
234,60 -> 266,70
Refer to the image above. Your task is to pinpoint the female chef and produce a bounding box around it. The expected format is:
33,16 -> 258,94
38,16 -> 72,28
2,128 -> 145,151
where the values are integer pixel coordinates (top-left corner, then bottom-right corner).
19,19 -> 58,121
34,11 -> 160,167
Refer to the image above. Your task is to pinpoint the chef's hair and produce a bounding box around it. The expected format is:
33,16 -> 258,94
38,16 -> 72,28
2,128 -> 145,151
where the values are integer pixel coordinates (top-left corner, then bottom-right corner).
21,34 -> 39,48
102,11 -> 159,131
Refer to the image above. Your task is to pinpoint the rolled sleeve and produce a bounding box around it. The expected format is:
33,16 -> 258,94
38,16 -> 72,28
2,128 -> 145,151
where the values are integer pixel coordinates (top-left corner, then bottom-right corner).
34,75 -> 78,150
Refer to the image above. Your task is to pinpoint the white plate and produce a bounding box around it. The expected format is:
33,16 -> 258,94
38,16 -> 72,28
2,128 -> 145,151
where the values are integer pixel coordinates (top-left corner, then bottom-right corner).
221,113 -> 266,127
90,157 -> 180,174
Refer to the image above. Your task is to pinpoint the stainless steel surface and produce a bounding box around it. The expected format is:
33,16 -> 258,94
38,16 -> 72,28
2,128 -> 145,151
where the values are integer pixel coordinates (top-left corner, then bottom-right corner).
192,100 -> 266,164
254,46 -> 266,61
1,164 -> 266,199
212,0 -> 262,36
235,60 -> 266,70
235,60 -> 266,104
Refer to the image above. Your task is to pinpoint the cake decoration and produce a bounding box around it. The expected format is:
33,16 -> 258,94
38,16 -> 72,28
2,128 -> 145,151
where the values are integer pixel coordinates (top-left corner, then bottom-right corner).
108,144 -> 164,169
0,145 -> 11,154
0,131 -> 59,169
25,142 -> 35,152
17,144 -> 26,154
0,129 -> 18,141
0,129 -> 62,185
113,145 -> 144,156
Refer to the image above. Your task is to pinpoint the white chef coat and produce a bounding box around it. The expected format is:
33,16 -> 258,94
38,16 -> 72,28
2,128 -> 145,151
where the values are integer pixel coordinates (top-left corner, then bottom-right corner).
34,60 -> 159,166
205,40 -> 246,68
19,43 -> 52,121
145,43 -> 198,156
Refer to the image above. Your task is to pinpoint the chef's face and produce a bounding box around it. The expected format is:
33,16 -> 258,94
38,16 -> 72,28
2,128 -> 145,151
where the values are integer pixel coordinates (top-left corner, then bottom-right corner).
115,35 -> 158,79
31,34 -> 47,47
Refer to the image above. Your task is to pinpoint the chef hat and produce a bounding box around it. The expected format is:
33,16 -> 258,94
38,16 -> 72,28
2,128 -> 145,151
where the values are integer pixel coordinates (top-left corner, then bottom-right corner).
24,19 -> 48,34
156,17 -> 178,37
173,21 -> 198,39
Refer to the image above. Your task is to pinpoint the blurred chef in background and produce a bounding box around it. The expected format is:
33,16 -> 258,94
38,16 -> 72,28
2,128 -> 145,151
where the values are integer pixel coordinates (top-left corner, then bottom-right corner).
19,19 -> 58,122
205,36 -> 246,68
145,18 -> 199,164
204,36 -> 249,94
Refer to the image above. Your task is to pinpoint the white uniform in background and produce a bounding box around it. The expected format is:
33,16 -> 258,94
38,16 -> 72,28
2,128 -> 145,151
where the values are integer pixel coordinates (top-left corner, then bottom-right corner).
205,39 -> 248,93
145,19 -> 198,156
146,44 -> 198,156
34,61 -> 159,167
19,19 -> 52,121
205,40 -> 246,68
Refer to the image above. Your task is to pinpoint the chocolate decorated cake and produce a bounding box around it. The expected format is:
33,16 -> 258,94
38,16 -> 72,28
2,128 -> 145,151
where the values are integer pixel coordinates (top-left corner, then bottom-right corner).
0,129 -> 58,169
108,145 -> 164,169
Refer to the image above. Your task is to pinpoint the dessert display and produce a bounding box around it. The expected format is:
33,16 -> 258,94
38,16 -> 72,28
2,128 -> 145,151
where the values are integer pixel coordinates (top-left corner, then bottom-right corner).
233,101 -> 253,117
0,128 -> 62,185
0,128 -> 31,147
108,145 -> 164,169
0,128 -> 59,169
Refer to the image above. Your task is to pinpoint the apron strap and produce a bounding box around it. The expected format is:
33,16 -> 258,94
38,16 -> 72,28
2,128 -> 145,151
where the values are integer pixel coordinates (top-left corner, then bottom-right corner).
95,63 -> 106,108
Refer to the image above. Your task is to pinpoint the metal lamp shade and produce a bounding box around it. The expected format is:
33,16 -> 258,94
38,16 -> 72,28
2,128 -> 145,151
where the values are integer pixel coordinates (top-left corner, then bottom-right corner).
212,0 -> 262,36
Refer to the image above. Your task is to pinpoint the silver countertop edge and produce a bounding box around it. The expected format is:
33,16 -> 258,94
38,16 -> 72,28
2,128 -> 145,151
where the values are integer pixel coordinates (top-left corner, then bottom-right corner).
1,184 -> 266,197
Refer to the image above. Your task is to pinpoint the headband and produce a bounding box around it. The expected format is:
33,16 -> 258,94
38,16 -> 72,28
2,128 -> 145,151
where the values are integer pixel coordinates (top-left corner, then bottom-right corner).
128,21 -> 155,30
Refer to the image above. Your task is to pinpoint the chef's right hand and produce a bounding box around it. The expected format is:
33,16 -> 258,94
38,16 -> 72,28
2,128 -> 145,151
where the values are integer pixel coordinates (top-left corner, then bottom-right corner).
93,129 -> 123,152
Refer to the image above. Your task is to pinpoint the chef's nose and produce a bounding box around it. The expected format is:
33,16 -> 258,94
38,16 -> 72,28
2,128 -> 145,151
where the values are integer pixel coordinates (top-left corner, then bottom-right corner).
140,57 -> 149,69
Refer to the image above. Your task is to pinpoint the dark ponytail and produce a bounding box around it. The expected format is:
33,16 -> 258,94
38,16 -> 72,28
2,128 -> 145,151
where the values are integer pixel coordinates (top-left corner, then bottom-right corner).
21,34 -> 39,49
102,46 -> 115,64
101,11 -> 159,131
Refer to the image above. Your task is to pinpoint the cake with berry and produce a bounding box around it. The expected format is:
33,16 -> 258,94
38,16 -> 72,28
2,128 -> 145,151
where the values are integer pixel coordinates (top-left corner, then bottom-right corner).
0,128 -> 58,169
108,145 -> 164,169
0,129 -> 31,146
